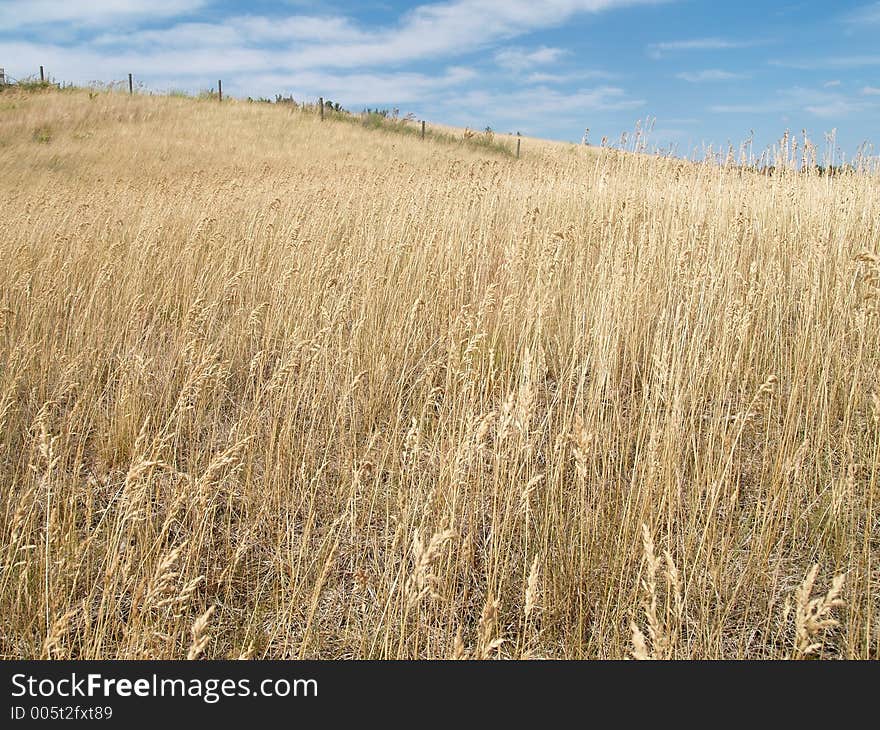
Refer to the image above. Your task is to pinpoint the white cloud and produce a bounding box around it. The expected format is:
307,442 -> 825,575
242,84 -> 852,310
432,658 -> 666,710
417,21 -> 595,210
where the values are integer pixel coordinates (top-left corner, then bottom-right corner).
771,56 -> 880,70
494,46 -> 567,71
455,85 -> 644,122
709,102 -> 775,114
861,85 -> 880,95
234,15 -> 371,44
804,100 -> 866,118
276,0 -> 663,70
676,69 -> 747,82
428,83 -> 646,136
3,36 -> 477,105
3,0 -> 667,74
0,39 -> 271,78
93,16 -> 371,49
0,0 -> 656,134
240,66 -> 478,107
92,23 -> 238,49
709,86 -> 875,118
648,37 -> 758,59
0,0 -> 207,29
823,79 -> 841,87
841,2 -> 880,26
523,69 -> 614,83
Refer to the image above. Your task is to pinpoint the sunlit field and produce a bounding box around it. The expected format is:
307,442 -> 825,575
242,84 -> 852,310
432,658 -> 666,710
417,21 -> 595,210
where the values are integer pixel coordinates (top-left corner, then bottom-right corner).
1,88 -> 877,659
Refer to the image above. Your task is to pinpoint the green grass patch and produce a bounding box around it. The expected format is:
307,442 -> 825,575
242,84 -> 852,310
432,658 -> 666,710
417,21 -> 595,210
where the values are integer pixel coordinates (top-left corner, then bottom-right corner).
341,110 -> 515,157
32,124 -> 52,144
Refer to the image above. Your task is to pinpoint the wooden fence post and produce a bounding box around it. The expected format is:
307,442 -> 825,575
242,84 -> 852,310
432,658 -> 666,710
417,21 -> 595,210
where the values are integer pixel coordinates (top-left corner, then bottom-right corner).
40,66 -> 44,82
128,73 -> 133,95
516,134 -> 521,159
319,97 -> 324,121
421,120 -> 425,140
218,80 -> 222,102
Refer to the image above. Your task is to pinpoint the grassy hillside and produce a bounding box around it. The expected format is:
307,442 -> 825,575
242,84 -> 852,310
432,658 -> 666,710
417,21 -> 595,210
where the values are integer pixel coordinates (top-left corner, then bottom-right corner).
1,88 -> 878,659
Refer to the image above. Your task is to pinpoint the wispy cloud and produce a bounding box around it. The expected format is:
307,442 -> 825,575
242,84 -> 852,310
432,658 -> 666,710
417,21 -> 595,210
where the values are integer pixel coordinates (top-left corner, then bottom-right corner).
0,37 -> 481,104
494,46 -> 567,72
710,86 -> 876,119
647,37 -> 759,59
257,0 -> 664,70
863,86 -> 880,95
841,2 -> 880,26
524,69 -> 614,84
709,102 -> 776,115
770,56 -> 880,70
92,16 -> 372,49
676,69 -> 747,82
443,84 -> 645,132
0,0 -> 657,120
0,0 -> 660,110
3,0 -> 665,70
804,99 -> 872,118
242,67 -> 479,107
0,0 -> 207,29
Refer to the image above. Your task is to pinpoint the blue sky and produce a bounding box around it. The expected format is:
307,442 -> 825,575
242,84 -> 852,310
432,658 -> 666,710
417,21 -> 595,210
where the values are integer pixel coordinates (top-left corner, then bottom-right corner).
2,1 -> 880,160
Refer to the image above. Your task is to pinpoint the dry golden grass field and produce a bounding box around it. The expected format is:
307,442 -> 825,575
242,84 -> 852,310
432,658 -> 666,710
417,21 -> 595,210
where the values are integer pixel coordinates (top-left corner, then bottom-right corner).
1,88 -> 878,659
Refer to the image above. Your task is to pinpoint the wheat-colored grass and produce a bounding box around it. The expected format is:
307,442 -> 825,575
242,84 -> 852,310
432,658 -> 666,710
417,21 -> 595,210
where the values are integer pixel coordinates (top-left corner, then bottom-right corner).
0,88 -> 877,659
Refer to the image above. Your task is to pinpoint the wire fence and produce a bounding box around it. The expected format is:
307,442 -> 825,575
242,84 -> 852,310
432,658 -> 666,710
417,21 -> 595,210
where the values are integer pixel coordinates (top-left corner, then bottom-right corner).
1,65 -> 525,158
